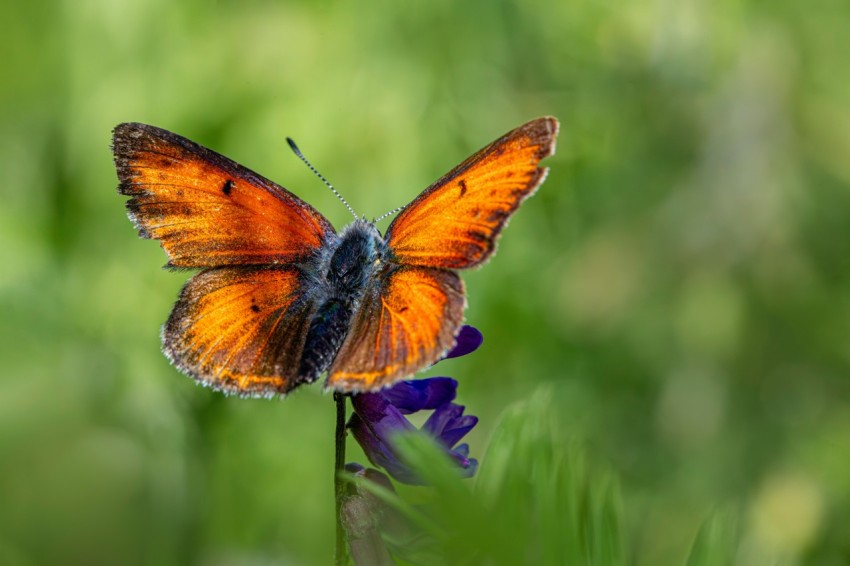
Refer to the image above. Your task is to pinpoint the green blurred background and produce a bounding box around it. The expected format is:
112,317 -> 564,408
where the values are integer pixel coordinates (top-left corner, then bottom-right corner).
2,0 -> 849,564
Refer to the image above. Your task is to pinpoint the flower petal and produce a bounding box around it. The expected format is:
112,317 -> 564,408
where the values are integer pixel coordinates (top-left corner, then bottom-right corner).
439,415 -> 479,448
441,325 -> 483,360
453,443 -> 470,458
421,402 -> 478,447
382,377 -> 457,414
351,393 -> 416,437
349,412 -> 419,483
448,443 -> 478,477
347,352 -> 480,485
349,393 -> 420,482
423,403 -> 462,437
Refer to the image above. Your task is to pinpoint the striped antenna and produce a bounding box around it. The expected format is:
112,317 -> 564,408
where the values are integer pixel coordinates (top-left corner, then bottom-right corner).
286,138 -> 358,220
373,205 -> 405,224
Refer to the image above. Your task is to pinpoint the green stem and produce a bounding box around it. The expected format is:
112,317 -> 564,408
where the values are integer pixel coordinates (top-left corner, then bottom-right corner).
334,392 -> 348,565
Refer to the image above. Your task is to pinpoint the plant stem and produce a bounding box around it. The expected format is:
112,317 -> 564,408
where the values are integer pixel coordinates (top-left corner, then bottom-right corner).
334,392 -> 348,565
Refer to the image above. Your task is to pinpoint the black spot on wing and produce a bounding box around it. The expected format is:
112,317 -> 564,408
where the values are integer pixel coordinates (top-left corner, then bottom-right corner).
458,179 -> 467,198
222,179 -> 234,196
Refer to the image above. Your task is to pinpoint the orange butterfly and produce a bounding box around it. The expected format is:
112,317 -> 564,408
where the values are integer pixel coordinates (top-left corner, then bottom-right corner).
112,117 -> 559,396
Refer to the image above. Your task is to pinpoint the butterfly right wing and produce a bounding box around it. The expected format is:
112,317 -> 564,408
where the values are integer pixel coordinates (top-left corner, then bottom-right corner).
326,119 -> 558,391
385,117 -> 558,269
162,266 -> 317,396
113,122 -> 335,268
326,265 -> 465,392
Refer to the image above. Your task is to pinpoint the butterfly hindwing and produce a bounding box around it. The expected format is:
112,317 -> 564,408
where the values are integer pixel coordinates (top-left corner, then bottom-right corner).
326,266 -> 465,392
113,122 -> 335,268
386,117 -> 559,269
163,266 -> 316,396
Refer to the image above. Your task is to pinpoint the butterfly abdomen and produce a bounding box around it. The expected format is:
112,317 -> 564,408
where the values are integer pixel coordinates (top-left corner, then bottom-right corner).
297,220 -> 389,382
298,299 -> 353,382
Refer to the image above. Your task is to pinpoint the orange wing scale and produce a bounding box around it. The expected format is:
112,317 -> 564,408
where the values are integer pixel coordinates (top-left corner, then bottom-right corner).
386,117 -> 559,269
163,266 -> 315,396
114,123 -> 334,268
327,266 -> 465,392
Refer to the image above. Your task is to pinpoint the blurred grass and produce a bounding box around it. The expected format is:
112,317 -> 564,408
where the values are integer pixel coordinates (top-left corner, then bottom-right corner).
2,0 -> 850,564
366,391 -> 626,565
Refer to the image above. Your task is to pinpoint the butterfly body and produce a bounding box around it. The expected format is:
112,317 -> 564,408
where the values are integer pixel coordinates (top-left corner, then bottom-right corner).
113,117 -> 558,396
297,220 -> 390,383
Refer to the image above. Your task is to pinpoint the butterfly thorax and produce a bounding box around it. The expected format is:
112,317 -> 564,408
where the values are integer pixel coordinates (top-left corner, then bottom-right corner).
297,220 -> 390,382
326,220 -> 389,300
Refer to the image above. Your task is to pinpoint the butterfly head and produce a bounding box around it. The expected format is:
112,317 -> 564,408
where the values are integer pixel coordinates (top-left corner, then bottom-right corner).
328,220 -> 389,293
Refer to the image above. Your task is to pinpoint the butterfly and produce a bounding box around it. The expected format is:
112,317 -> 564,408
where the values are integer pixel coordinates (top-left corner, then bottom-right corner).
112,117 -> 558,396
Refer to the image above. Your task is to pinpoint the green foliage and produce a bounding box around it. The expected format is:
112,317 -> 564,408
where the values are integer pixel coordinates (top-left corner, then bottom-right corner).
686,506 -> 740,566
355,390 -> 740,565
352,391 -> 624,564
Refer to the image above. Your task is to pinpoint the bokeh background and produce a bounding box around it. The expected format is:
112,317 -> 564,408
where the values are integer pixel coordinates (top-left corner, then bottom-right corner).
2,0 -> 849,564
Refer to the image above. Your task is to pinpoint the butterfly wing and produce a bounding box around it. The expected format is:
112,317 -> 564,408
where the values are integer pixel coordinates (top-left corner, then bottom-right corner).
326,266 -> 465,392
385,117 -> 559,269
113,122 -> 335,268
326,118 -> 558,391
163,266 -> 317,396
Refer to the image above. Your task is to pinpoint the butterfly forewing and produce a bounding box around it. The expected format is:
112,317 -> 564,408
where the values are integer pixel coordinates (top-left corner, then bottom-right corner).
113,123 -> 335,268
163,266 -> 317,396
327,266 -> 465,392
386,117 -> 558,269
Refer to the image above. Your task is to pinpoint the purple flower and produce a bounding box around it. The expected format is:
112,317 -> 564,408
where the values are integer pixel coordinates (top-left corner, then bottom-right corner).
440,325 -> 483,361
347,326 -> 482,485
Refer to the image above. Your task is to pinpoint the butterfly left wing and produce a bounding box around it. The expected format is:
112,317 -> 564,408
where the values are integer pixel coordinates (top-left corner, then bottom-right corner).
385,117 -> 558,269
113,122 -> 335,268
326,266 -> 465,392
162,266 -> 316,396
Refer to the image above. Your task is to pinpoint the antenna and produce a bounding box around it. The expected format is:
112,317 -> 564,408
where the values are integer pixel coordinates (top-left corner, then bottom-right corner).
373,205 -> 405,224
286,137 -> 358,220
